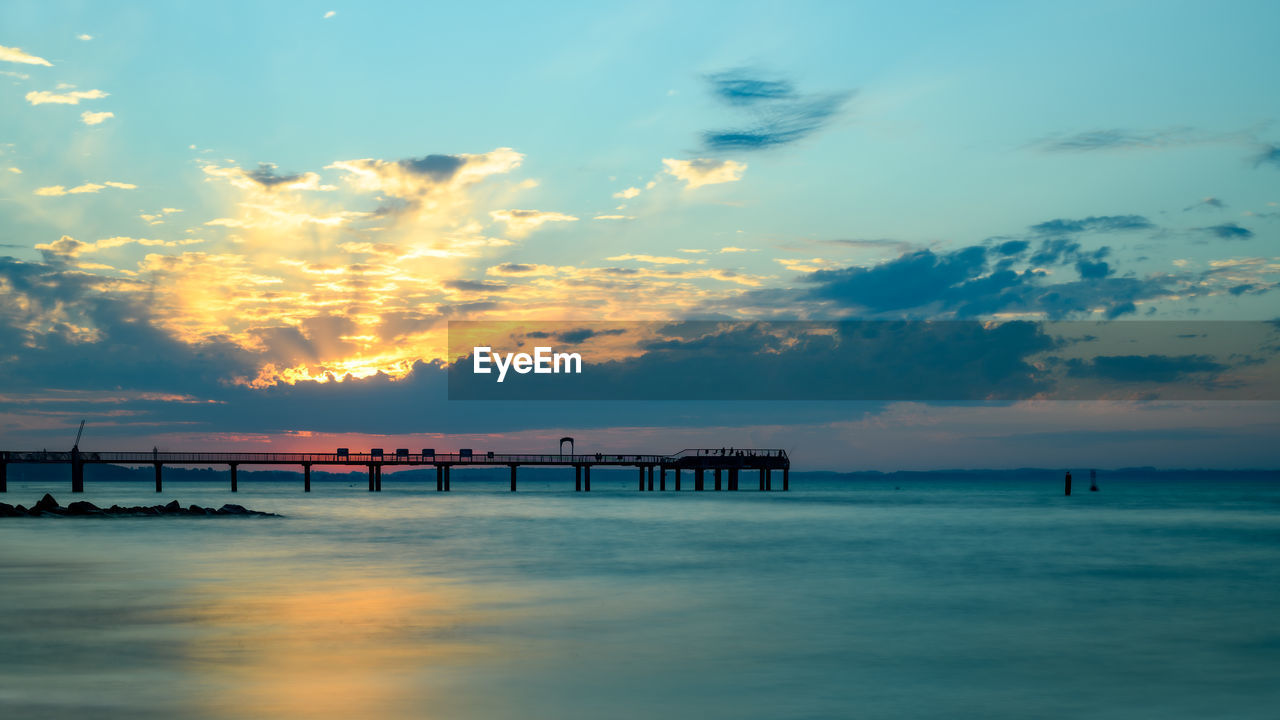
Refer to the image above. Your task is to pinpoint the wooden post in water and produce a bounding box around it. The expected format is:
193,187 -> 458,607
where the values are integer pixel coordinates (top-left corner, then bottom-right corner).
783,467 -> 789,491
574,465 -> 581,491
230,463 -> 238,493
436,465 -> 443,491
758,468 -> 765,491
714,468 -> 722,491
368,464 -> 375,492
584,465 -> 591,492
375,465 -> 382,492
154,463 -> 162,493
695,468 -> 704,491
638,466 -> 645,491
729,467 -> 738,491
510,464 -> 517,492
0,456 -> 6,493
674,468 -> 681,491
1064,470 -> 1072,496
303,464 -> 311,493
648,465 -> 654,491
444,465 -> 451,492
659,466 -> 666,491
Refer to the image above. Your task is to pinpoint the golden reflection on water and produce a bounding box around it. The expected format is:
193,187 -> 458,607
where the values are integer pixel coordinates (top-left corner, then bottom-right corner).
177,576 -> 497,719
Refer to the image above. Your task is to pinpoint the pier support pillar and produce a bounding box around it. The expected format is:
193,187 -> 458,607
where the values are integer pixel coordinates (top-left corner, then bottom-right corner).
584,465 -> 591,492
638,466 -> 645,491
765,468 -> 772,491
375,465 -> 382,492
758,468 -> 765,491
154,463 -> 163,493
510,465 -> 517,492
71,449 -> 84,493
230,463 -> 238,493
436,465 -> 443,492
714,468 -> 722,491
695,468 -> 704,491
729,467 -> 738,491
659,466 -> 666,491
648,465 -> 655,491
674,468 -> 681,491
783,467 -> 789,491
0,460 -> 6,493
303,464 -> 311,493
368,465 -> 375,492
575,465 -> 581,491
444,465 -> 451,492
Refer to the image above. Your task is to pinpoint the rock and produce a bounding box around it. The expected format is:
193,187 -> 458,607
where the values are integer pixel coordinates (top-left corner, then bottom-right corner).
0,503 -> 19,517
163,500 -> 182,513
34,494 -> 61,513
218,504 -> 249,515
66,501 -> 102,516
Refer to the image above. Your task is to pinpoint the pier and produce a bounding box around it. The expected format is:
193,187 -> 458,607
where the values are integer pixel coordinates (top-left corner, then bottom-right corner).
0,448 -> 790,494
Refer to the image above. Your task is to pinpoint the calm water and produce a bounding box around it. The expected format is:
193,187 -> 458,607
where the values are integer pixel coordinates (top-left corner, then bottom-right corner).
2,476 -> 1279,719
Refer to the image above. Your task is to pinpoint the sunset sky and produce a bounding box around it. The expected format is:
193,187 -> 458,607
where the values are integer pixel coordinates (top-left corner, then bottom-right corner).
2,1 -> 1278,469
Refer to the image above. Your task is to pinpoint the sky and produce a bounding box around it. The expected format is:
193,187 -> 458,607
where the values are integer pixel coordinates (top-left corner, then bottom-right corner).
1,1 -> 1278,469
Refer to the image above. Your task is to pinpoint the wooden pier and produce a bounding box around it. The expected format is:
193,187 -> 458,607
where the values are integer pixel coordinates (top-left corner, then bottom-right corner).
0,448 -> 790,494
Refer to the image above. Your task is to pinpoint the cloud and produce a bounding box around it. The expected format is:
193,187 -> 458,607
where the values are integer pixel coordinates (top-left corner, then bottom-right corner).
613,186 -> 641,199
77,34 -> 93,41
706,70 -> 796,105
1030,215 -> 1153,236
328,149 -> 521,200
661,158 -> 746,189
1252,143 -> 1280,169
1032,127 -> 1202,152
1065,355 -> 1227,383
593,214 -> 634,220
34,180 -> 135,196
324,10 -> 336,19
0,44 -> 52,67
606,254 -> 702,265
489,209 -> 578,237
1200,222 -> 1254,240
700,68 -> 851,152
203,162 -> 334,192
80,110 -> 114,125
1184,197 -> 1226,212
35,234 -> 204,260
25,87 -> 108,105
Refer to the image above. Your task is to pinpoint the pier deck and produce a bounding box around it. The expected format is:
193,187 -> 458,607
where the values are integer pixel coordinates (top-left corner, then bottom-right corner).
0,448 -> 790,494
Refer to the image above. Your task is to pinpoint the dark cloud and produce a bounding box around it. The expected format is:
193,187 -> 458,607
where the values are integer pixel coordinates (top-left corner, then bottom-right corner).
1030,215 -> 1153,236
398,154 -> 466,181
1065,354 -> 1226,383
700,68 -> 851,152
246,162 -> 304,188
1200,222 -> 1254,240
804,248 -> 987,311
1254,143 -> 1280,169
1032,127 -> 1196,152
706,70 -> 795,105
994,240 -> 1030,256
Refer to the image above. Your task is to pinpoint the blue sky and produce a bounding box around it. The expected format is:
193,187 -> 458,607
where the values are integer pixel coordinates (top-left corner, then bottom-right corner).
1,1 -> 1278,468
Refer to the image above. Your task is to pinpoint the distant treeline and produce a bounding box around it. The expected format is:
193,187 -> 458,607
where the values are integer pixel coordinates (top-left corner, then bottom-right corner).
3,464 -> 1276,484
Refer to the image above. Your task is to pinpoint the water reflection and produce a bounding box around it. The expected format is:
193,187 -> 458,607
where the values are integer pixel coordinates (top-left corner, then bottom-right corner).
180,577 -> 497,719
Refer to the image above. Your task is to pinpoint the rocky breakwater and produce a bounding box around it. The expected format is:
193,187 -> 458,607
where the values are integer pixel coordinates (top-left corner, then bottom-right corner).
0,494 -> 281,518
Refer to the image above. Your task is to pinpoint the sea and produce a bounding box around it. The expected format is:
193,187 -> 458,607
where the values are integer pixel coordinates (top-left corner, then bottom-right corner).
2,474 -> 1278,719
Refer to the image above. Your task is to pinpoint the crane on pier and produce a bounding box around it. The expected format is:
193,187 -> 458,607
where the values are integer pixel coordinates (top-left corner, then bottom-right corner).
71,419 -> 85,452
